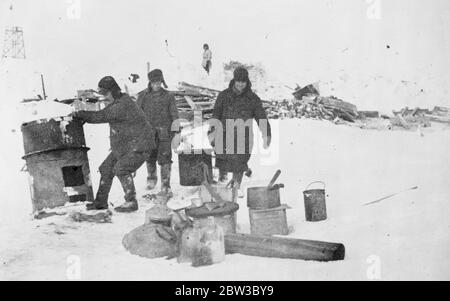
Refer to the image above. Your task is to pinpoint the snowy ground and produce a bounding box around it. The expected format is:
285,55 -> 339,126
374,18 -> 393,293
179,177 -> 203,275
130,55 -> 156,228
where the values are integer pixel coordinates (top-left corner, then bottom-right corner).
1,111 -> 449,280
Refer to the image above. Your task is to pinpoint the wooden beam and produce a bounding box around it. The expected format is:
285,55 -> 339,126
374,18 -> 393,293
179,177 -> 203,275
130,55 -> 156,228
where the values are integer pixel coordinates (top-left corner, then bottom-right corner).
178,81 -> 220,95
319,97 -> 357,114
184,96 -> 199,111
225,233 -> 345,262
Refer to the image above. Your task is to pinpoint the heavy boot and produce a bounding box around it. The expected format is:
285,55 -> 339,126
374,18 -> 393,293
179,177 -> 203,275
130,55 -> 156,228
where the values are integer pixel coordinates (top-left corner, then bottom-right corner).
158,164 -> 173,199
86,175 -> 112,210
146,161 -> 158,190
232,172 -> 245,198
115,174 -> 138,213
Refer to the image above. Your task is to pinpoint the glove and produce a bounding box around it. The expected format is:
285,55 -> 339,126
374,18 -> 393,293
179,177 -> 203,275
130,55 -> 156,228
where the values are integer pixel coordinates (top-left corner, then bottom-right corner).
70,110 -> 87,120
171,132 -> 182,152
207,128 -> 216,148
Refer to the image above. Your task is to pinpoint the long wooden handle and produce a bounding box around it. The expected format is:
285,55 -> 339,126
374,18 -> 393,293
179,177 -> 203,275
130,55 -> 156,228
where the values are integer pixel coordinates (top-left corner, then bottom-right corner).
267,170 -> 281,189
364,186 -> 418,206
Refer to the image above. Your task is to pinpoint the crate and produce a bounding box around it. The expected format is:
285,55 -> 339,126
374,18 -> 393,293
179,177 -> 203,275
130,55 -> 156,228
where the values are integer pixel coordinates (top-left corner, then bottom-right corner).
249,205 -> 289,236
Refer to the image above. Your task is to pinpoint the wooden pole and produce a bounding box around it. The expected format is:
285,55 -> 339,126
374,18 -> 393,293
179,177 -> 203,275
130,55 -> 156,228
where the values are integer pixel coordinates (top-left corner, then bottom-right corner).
364,186 -> 418,206
41,74 -> 47,100
225,233 -> 345,262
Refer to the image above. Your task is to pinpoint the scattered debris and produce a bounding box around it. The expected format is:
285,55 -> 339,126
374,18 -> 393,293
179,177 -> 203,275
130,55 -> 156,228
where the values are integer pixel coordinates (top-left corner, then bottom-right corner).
21,95 -> 43,103
68,210 -> 112,223
391,106 -> 439,129
263,83 -> 449,131
265,95 -> 358,122
34,211 -> 66,220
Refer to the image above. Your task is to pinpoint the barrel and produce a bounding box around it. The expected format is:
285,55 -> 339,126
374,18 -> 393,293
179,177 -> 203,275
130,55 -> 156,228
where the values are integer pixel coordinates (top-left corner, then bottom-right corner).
21,116 -> 86,156
178,150 -> 212,186
21,116 -> 94,213
303,181 -> 327,222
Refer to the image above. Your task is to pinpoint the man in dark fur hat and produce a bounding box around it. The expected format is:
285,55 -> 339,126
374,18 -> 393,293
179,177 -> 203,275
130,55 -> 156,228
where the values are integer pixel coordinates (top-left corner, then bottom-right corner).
71,76 -> 156,212
209,67 -> 272,196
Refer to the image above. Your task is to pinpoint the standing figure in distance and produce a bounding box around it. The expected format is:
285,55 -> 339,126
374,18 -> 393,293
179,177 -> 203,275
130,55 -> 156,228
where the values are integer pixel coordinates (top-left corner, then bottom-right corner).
202,43 -> 212,75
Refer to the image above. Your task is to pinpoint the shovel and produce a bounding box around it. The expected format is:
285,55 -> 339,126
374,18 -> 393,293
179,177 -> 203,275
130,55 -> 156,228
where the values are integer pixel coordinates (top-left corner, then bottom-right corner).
267,169 -> 282,190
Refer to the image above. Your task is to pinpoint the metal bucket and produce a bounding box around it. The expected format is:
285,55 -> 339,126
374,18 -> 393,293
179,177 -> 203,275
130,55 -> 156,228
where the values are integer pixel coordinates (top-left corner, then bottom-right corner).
303,181 -> 327,222
247,187 -> 281,210
178,150 -> 212,186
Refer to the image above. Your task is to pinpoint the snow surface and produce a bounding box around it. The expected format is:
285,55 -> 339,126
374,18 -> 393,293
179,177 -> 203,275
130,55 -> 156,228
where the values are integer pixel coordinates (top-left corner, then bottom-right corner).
1,112 -> 449,280
1,0 -> 450,281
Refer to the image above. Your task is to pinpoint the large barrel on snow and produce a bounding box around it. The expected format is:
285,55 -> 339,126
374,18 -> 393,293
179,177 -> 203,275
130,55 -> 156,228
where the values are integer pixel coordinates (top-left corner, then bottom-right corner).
21,116 -> 87,156
21,116 -> 94,214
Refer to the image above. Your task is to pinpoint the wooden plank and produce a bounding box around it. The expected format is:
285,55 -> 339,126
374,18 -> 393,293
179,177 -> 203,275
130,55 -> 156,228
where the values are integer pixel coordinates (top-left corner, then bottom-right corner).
425,114 -> 450,123
192,101 -> 215,106
184,96 -> 199,110
433,106 -> 450,114
178,81 -> 220,94
319,97 -> 357,114
358,111 -> 380,118
225,233 -> 345,262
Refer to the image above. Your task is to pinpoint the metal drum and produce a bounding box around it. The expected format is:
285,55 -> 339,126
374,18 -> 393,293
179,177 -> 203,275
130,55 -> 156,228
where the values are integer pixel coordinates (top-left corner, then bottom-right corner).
21,116 -> 86,156
21,116 -> 94,213
247,186 -> 281,210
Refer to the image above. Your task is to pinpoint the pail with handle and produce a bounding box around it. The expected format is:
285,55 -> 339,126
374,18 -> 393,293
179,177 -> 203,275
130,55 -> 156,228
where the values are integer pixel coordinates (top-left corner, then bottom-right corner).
303,181 -> 327,222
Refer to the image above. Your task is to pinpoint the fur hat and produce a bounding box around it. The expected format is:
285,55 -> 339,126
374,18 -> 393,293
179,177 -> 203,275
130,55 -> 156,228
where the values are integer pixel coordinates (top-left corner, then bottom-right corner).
233,67 -> 249,82
148,69 -> 168,88
98,76 -> 121,94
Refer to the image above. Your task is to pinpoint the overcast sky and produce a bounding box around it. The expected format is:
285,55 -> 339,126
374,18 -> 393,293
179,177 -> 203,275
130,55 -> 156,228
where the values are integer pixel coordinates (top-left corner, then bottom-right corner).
0,0 -> 449,110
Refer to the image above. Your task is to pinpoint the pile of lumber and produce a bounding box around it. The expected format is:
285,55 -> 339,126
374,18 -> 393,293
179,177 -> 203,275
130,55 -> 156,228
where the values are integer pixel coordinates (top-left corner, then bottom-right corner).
171,82 -> 220,121
264,83 -> 359,122
266,95 -> 358,123
390,106 -> 445,129
428,106 -> 450,123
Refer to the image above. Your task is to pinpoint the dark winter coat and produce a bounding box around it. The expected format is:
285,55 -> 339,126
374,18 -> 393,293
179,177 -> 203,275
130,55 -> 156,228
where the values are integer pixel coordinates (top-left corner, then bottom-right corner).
74,93 -> 156,157
212,80 -> 271,172
136,88 -> 179,141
